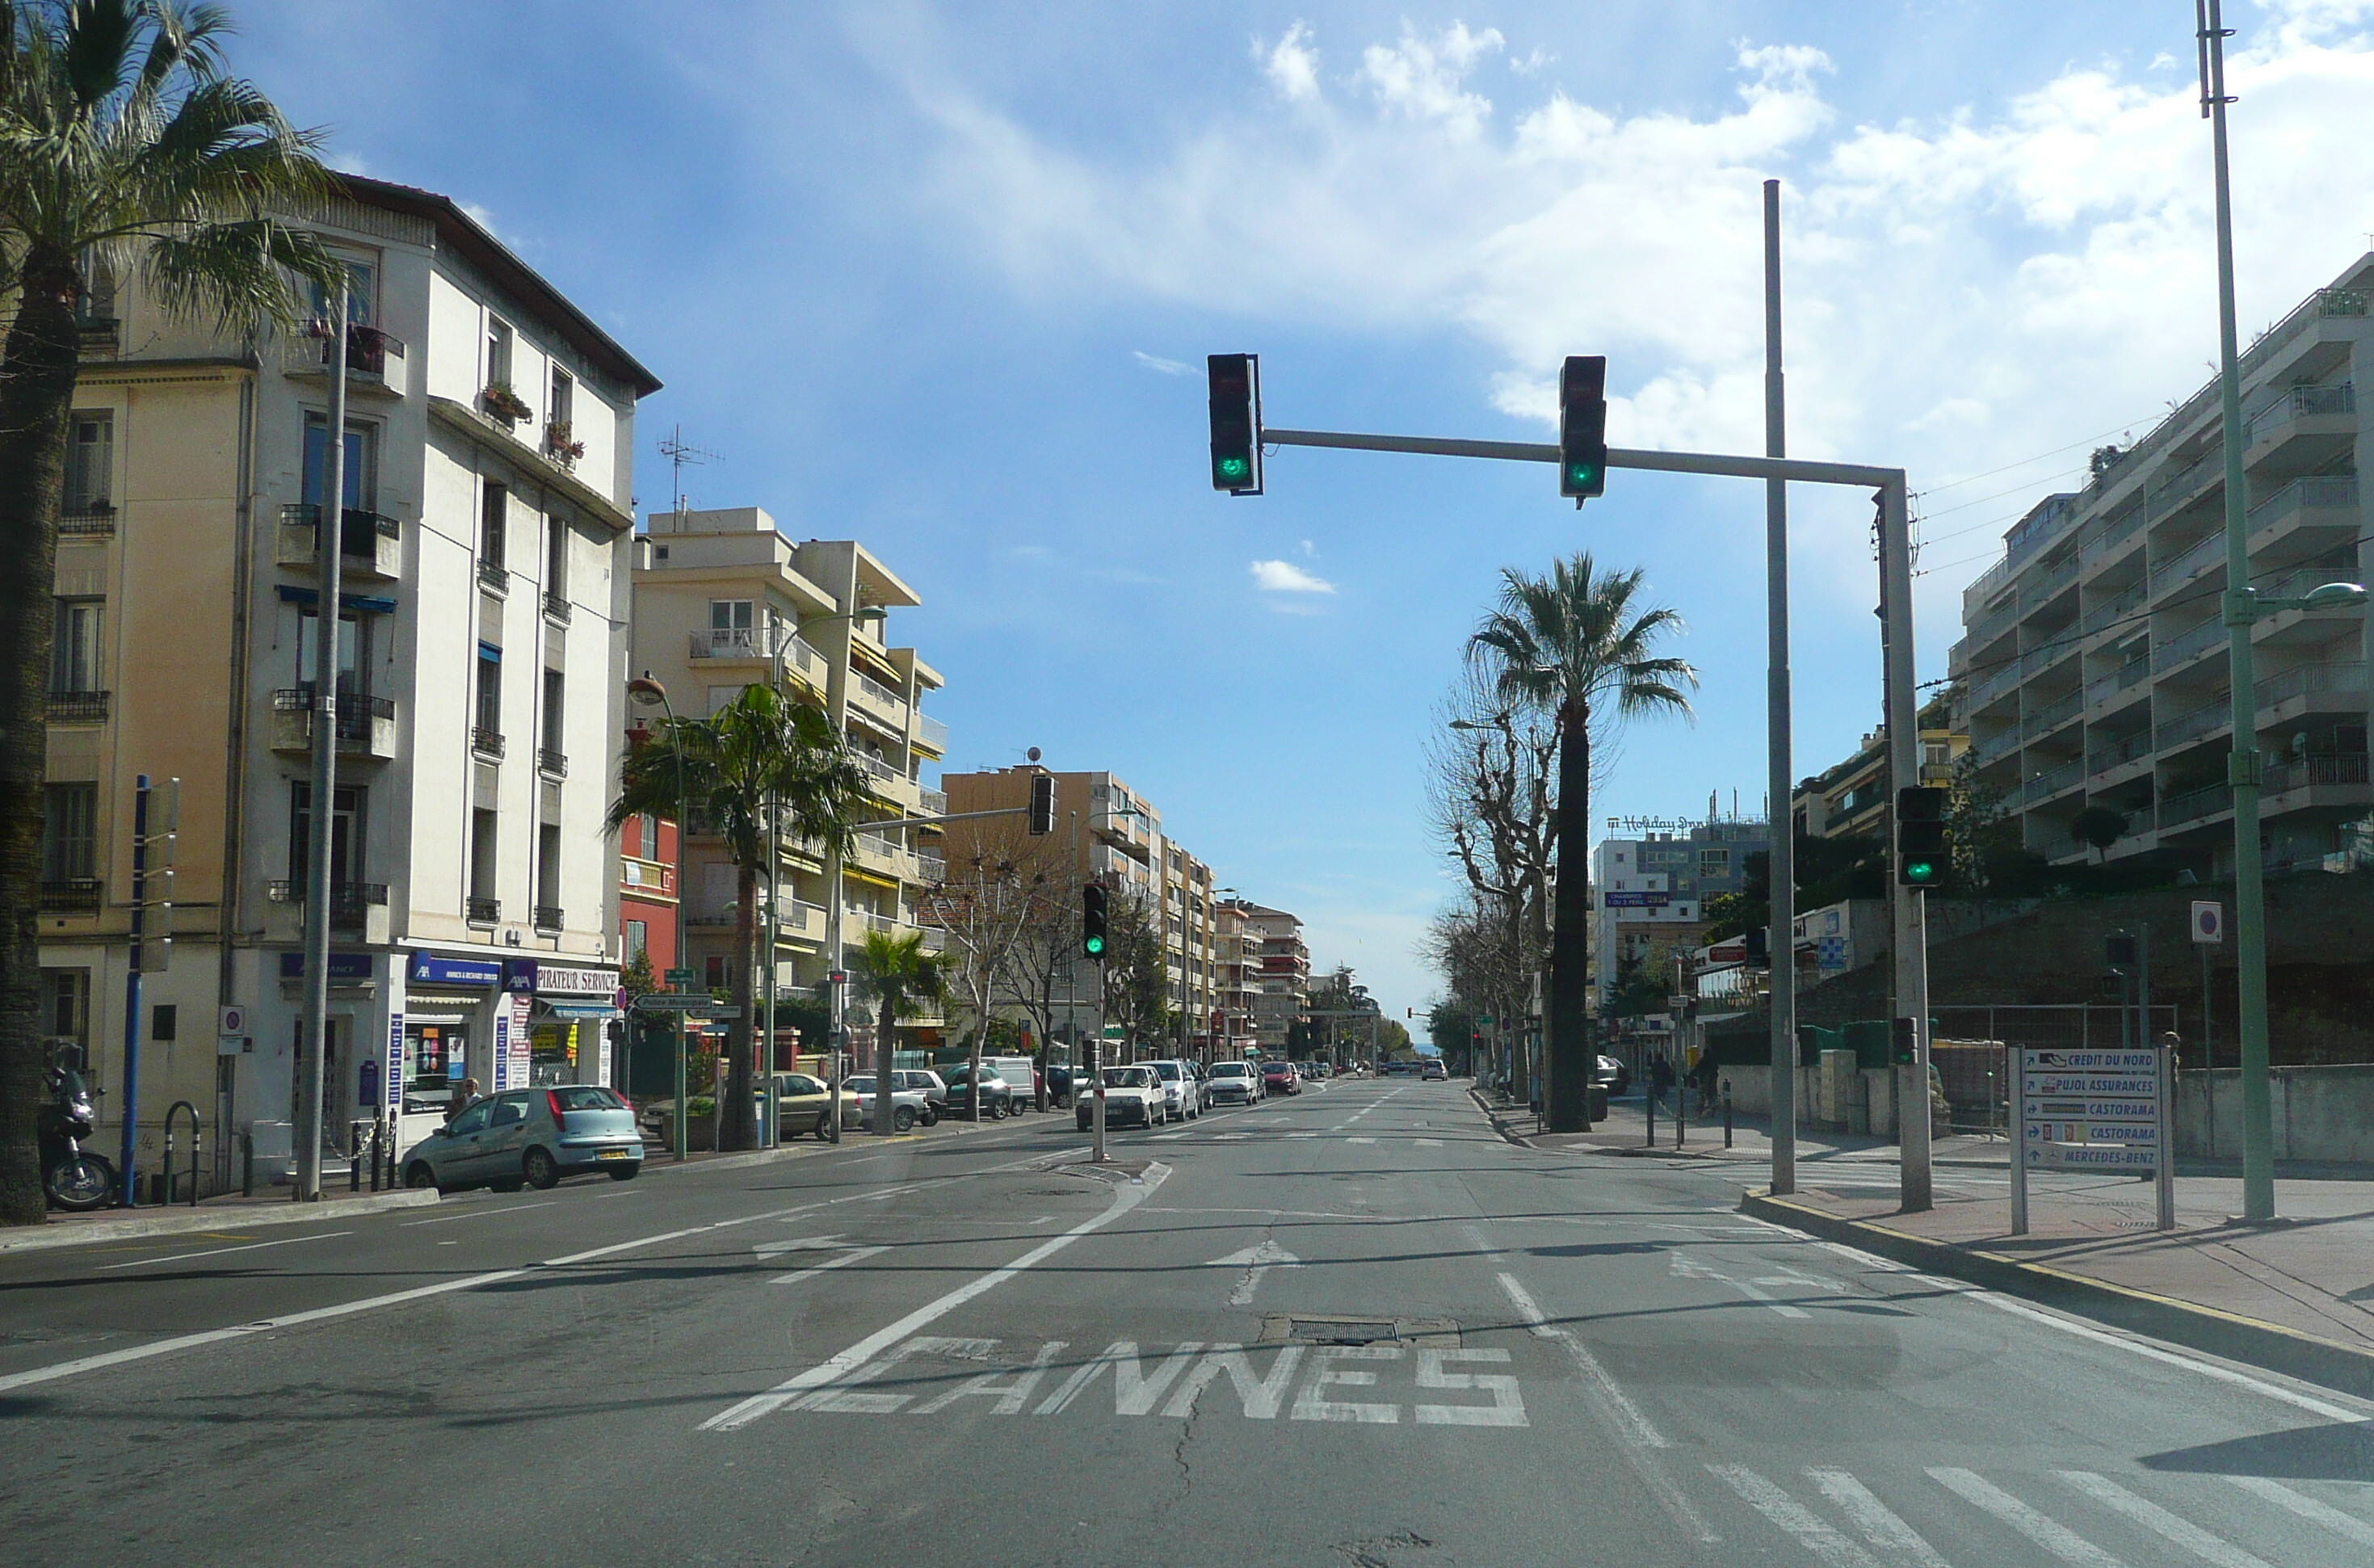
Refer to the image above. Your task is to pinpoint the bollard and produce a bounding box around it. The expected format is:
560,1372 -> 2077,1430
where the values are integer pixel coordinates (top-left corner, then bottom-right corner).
1677,1081 -> 1687,1150
350,1121 -> 363,1192
240,1130 -> 254,1198
1645,1086 -> 1656,1148
1722,1081 -> 1733,1149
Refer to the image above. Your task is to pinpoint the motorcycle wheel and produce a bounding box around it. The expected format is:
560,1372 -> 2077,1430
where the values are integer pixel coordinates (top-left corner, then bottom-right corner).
46,1152 -> 116,1211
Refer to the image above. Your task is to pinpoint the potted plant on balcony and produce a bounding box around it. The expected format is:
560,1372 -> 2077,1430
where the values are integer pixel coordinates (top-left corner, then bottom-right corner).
544,418 -> 586,466
481,380 -> 532,424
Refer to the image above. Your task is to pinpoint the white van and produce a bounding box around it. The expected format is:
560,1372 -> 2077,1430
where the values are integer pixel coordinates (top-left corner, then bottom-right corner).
983,1055 -> 1041,1110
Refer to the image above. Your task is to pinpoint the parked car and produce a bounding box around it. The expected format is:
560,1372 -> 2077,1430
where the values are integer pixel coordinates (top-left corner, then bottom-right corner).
1075,1065 -> 1165,1130
841,1074 -> 935,1133
1421,1059 -> 1448,1081
1146,1059 -> 1199,1122
1046,1063 -> 1078,1107
982,1055 -> 1042,1110
403,1085 -> 642,1193
893,1068 -> 948,1109
1595,1055 -> 1632,1096
769,1072 -> 863,1139
1205,1061 -> 1260,1107
939,1064 -> 1015,1119
1261,1060 -> 1301,1096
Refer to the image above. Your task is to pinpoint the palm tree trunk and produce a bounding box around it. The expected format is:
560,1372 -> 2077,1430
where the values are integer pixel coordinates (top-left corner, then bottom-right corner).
0,249 -> 82,1225
1547,698 -> 1594,1132
723,864 -> 759,1150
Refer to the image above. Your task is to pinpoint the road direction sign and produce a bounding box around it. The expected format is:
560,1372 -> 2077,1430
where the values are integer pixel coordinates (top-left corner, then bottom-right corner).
665,967 -> 697,985
2013,1045 -> 2174,1229
638,995 -> 716,1011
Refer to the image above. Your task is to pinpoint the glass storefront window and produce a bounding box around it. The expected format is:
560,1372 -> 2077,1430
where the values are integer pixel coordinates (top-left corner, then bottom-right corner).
405,1023 -> 467,1114
529,1020 -> 580,1086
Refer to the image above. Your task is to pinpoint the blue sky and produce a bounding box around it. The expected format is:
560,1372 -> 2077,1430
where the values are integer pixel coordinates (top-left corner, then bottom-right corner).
233,2 -> 2374,1024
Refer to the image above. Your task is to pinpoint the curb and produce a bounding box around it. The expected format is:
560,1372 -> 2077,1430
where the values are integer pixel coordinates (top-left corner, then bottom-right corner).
1468,1087 -> 1536,1149
1740,1189 -> 2374,1403
0,1188 -> 439,1255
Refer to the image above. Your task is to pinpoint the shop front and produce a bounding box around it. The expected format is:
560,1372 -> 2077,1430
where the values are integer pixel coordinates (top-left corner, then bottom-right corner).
394,952 -> 506,1148
511,959 -> 623,1088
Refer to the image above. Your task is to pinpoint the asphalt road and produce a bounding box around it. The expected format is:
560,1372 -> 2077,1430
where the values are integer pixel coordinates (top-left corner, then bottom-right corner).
4,1078 -> 2372,1566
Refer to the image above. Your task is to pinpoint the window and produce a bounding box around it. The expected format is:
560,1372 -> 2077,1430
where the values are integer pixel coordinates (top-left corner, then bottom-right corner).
308,257 -> 376,327
1699,847 -> 1732,878
624,919 -> 648,962
41,783 -> 99,881
544,515 -> 568,599
485,317 -> 514,390
705,954 -> 728,990
74,248 -> 116,324
296,609 -> 362,695
537,822 -> 562,909
469,808 -> 498,899
289,784 -> 364,886
549,366 -> 574,430
541,669 -> 565,753
476,643 -> 502,737
480,481 -> 507,566
710,599 -> 754,632
44,969 -> 91,1069
448,1101 -> 492,1137
49,599 -> 103,694
303,416 -> 373,511
65,414 -> 112,513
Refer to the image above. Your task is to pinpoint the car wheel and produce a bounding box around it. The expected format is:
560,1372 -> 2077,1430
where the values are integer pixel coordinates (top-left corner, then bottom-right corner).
813,1119 -> 834,1141
919,1104 -> 939,1126
893,1106 -> 917,1133
523,1148 -> 561,1191
607,1163 -> 640,1181
404,1162 -> 439,1191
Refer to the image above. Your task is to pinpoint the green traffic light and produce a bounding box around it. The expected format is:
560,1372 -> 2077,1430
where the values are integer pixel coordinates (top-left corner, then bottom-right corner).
1568,464 -> 1599,487
1905,860 -> 1937,883
1216,455 -> 1250,481
1085,935 -> 1105,955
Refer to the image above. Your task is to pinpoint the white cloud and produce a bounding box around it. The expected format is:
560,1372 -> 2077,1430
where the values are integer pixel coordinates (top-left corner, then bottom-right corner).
1359,22 -> 1505,137
1132,350 -> 1191,375
1258,21 -> 1320,103
1250,558 -> 1336,594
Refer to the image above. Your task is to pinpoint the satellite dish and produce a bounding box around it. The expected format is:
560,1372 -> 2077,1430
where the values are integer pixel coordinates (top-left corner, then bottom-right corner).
1026,746 -> 1042,763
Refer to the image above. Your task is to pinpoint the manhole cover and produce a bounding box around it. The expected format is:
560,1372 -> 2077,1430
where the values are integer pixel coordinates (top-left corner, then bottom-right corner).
1258,1314 -> 1460,1347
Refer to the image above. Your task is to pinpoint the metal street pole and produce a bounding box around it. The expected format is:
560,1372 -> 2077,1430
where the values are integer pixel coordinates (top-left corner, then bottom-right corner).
827,843 -> 846,1142
2200,0 -> 2275,1221
1763,177 -> 1799,1197
1880,473 -> 1934,1212
116,776 -> 151,1206
297,275 -> 350,1203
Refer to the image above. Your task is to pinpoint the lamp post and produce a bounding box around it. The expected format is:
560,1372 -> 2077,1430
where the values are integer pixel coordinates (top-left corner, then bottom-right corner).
793,603 -> 888,1141
628,676 -> 689,1160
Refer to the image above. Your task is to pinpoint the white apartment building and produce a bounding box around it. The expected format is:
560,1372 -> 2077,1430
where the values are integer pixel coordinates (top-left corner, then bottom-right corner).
630,510 -> 948,1045
1949,256 -> 2372,876
40,175 -> 661,1182
1590,816 -> 1768,1001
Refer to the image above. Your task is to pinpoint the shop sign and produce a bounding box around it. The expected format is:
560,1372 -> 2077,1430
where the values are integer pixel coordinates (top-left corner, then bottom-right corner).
536,965 -> 622,996
492,1003 -> 511,1091
502,959 -> 538,993
508,993 -> 532,1086
385,1011 -> 405,1108
411,953 -> 502,987
279,950 -> 375,982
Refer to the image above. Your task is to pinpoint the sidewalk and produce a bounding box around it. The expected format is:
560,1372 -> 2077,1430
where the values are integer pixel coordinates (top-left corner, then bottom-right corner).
0,1186 -> 438,1255
1472,1085 -> 2009,1168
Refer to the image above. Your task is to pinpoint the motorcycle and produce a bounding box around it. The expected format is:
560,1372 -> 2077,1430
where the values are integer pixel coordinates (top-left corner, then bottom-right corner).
41,1067 -> 117,1211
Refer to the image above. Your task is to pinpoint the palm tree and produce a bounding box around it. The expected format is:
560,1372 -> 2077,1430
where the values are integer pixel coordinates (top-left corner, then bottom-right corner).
611,684 -> 870,1151
0,1 -> 341,1225
1470,553 -> 1696,1133
855,928 -> 945,1124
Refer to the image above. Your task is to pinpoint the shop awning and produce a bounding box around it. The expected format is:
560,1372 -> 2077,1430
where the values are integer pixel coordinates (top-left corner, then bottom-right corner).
536,1001 -> 617,1019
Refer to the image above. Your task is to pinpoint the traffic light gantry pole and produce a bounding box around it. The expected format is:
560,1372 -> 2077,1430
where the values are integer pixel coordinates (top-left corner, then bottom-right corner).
1227,385 -> 1937,1211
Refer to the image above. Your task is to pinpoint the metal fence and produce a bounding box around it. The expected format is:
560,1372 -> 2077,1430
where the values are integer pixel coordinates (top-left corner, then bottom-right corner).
1930,1005 -> 2179,1133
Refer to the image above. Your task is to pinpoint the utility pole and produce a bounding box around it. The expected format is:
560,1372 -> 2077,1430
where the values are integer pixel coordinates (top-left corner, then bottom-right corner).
1763,178 -> 1799,1197
297,274 -> 349,1203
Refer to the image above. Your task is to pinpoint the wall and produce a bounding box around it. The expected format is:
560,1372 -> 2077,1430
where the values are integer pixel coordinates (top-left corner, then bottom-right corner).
2175,1064 -> 2374,1163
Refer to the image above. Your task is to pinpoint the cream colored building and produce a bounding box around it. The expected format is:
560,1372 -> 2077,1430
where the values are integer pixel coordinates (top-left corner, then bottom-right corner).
629,508 -> 948,1045
39,175 -> 660,1187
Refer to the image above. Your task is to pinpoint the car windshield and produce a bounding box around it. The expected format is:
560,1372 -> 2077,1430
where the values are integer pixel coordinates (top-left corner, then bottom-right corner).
844,1077 -> 875,1093
548,1086 -> 626,1111
1212,1065 -> 1247,1078
1103,1067 -> 1150,1087
1152,1062 -> 1180,1079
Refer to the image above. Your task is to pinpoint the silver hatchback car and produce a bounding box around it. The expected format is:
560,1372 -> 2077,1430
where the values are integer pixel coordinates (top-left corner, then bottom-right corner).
402,1085 -> 644,1193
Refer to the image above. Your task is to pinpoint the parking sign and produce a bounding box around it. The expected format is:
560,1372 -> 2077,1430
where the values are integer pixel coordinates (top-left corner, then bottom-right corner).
2191,900 -> 2225,944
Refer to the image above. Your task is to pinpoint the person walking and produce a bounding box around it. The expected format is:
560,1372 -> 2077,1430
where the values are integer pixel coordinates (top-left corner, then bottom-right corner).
444,1077 -> 481,1122
1649,1053 -> 1675,1114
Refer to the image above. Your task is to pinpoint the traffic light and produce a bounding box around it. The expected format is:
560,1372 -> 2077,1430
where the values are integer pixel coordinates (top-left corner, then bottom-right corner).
1027,772 -> 1055,835
1891,1015 -> 1918,1066
1558,355 -> 1607,502
1895,784 -> 1948,886
1082,882 -> 1109,959
1208,353 -> 1262,495
1744,927 -> 1769,968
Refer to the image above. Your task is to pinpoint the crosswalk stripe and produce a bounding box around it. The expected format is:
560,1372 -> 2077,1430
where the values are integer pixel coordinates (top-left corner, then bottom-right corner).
1927,1469 -> 2126,1566
1808,1469 -> 1953,1567
2056,1472 -> 2274,1568
2224,1475 -> 2374,1545
1709,1465 -> 1879,1568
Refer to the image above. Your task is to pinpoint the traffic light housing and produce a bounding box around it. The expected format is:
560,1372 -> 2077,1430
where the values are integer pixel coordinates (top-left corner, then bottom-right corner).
1027,772 -> 1055,835
1744,927 -> 1769,968
1891,1015 -> 1918,1066
1208,353 -> 1262,495
1082,882 -> 1109,959
1896,785 -> 1948,886
1558,355 -> 1607,502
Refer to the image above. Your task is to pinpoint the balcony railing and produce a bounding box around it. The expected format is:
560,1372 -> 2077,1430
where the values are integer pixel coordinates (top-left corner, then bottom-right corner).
477,559 -> 509,593
279,502 -> 400,566
2158,783 -> 2233,829
2148,532 -> 2225,597
2078,501 -> 2147,572
2145,451 -> 2220,524
2249,380 -> 2354,445
2263,753 -> 2371,794
854,751 -> 901,788
620,856 -> 674,896
533,903 -> 565,931
2246,473 -> 2359,534
851,669 -> 907,722
471,727 -> 506,760
2086,656 -> 2151,708
537,747 -> 567,778
915,712 -> 949,752
1970,728 -> 2021,767
2022,758 -> 2085,804
287,322 -> 407,382
45,690 -> 110,724
2080,580 -> 2146,636
2152,618 -> 2226,673
465,895 -> 500,926
60,503 -> 116,537
2255,659 -> 2368,711
918,786 -> 947,816
2154,696 -> 2230,751
2086,729 -> 2155,775
40,877 -> 102,914
2021,553 -> 2082,612
1969,659 -> 2022,709
916,853 -> 947,884
265,878 -> 389,929
542,591 -> 571,624
2022,690 -> 2083,741
272,687 -> 396,750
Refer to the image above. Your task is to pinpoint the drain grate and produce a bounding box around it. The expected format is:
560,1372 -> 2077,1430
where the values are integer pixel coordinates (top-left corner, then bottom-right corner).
1258,1314 -> 1460,1347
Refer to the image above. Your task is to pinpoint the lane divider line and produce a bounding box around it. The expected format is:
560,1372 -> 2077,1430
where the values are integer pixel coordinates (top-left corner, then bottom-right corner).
94,1230 -> 355,1272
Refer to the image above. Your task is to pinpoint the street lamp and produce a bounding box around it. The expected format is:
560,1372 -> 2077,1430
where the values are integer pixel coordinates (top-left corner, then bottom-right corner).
628,675 -> 690,1160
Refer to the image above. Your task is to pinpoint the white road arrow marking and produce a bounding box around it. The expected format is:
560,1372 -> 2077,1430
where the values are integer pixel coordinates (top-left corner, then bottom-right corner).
1206,1239 -> 1300,1306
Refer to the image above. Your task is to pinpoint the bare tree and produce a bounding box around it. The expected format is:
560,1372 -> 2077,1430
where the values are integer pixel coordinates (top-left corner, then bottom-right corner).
1003,872 -> 1084,1105
918,823 -> 1055,1120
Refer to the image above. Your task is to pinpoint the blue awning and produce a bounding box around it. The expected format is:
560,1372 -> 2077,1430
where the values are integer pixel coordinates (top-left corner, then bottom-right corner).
275,584 -> 397,614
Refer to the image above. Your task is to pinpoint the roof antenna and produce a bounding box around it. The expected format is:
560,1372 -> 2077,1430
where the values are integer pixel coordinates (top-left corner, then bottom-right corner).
656,425 -> 721,529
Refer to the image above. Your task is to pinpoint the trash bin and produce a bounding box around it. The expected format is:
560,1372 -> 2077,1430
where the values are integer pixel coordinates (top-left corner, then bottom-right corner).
1588,1084 -> 1609,1122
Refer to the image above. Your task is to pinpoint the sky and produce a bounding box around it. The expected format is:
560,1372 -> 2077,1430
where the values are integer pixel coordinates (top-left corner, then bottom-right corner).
229,0 -> 2374,1027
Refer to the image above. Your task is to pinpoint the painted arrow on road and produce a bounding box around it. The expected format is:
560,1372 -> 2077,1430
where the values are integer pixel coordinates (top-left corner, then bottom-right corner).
1206,1239 -> 1300,1306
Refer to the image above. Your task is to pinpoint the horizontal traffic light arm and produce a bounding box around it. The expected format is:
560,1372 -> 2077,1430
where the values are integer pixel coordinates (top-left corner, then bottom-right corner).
850,805 -> 1037,830
1258,427 -> 1898,490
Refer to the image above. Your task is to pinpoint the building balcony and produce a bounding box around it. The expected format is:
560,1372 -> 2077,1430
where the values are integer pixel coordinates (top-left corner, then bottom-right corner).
2077,502 -> 2148,577
2246,380 -> 2354,454
620,855 -> 675,899
2021,690 -> 2083,742
2246,474 -> 2358,557
851,831 -> 917,882
78,315 -> 120,358
59,503 -> 116,539
2080,578 -> 2147,637
266,877 -> 390,940
270,688 -> 397,761
465,894 -> 500,927
477,559 -> 509,595
918,786 -> 947,817
2154,696 -> 2231,752
2019,553 -> 2082,616
1969,660 -> 2022,711
275,503 -> 401,580
2152,618 -> 2226,675
2021,758 -> 2086,805
914,712 -> 949,755
2086,729 -> 2155,778
2255,659 -> 2367,717
471,727 -> 506,761
2147,532 -> 2225,599
537,746 -> 567,779
2085,657 -> 2151,711
45,689 -> 110,725
533,903 -> 565,932
1969,727 -> 2021,768
2157,782 -> 2233,833
542,591 -> 571,625
768,898 -> 825,946
281,323 -> 407,393
847,670 -> 909,735
2263,751 -> 2370,797
40,877 -> 102,914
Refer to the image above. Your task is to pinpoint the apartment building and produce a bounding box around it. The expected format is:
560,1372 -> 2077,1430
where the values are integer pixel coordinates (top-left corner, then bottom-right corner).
1213,900 -> 1266,1055
937,767 -> 1226,1057
39,174 -> 661,1182
1590,815 -> 1771,1003
630,509 -> 949,1051
1234,902 -> 1310,1053
1790,703 -> 1964,843
1948,256 -> 2372,876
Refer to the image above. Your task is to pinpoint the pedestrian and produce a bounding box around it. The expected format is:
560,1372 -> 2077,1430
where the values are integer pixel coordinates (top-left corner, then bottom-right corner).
1649,1053 -> 1674,1111
445,1076 -> 481,1121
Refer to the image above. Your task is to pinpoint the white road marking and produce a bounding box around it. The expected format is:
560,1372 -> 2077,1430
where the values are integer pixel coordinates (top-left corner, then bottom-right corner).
1928,1468 -> 2125,1566
1495,1273 -> 1667,1449
1413,1138 -> 1443,1148
1162,1344 -> 1305,1419
2056,1471 -> 2274,1568
1673,1254 -> 1810,1318
1347,1137 -> 1376,1146
1710,1465 -> 1880,1568
1414,1348 -> 1526,1427
95,1230 -> 355,1271
1204,1240 -> 1300,1307
751,1234 -> 845,1258
1292,1345 -> 1401,1423
767,1246 -> 888,1287
401,1202 -> 558,1227
913,1339 -> 1069,1415
1808,1469 -> 1953,1567
1288,1132 -> 1318,1140
701,1163 -> 1170,1431
1032,1339 -> 1205,1416
2224,1476 -> 2374,1545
